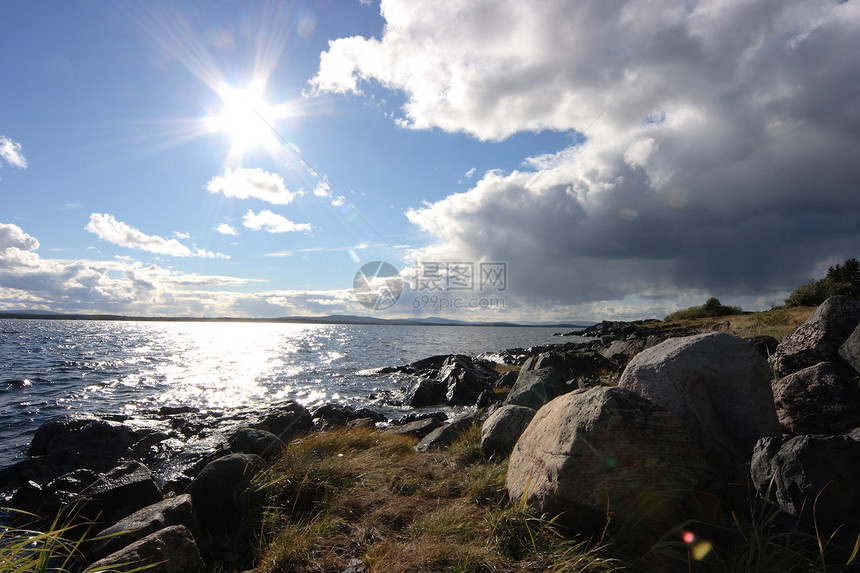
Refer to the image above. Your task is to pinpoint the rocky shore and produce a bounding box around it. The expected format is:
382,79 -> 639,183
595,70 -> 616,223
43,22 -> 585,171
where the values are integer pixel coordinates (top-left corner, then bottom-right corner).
2,297 -> 859,572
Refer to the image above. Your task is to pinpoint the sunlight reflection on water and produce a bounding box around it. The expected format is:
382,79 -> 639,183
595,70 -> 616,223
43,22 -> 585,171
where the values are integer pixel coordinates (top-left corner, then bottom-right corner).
86,321 -> 324,412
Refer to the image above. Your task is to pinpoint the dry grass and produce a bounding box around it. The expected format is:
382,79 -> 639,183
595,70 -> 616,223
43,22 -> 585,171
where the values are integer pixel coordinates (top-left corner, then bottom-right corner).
248,426 -> 619,573
663,306 -> 814,342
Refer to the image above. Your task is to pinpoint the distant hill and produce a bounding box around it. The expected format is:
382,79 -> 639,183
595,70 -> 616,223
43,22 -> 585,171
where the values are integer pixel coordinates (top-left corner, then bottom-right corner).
0,310 -> 589,329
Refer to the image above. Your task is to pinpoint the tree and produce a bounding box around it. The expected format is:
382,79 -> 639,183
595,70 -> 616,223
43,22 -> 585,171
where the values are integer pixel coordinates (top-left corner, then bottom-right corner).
785,257 -> 860,307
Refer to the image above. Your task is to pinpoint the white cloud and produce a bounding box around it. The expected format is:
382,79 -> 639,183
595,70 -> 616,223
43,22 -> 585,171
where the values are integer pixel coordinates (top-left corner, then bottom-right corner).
242,209 -> 311,233
464,167 -> 476,179
315,0 -> 860,318
86,213 -> 228,258
173,230 -> 191,240
0,136 -> 28,169
205,166 -> 296,204
214,223 -> 238,235
0,222 -> 39,251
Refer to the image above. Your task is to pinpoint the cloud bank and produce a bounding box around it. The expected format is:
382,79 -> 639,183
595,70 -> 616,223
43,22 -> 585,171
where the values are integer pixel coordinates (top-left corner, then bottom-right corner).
314,0 -> 860,318
0,221 -> 360,317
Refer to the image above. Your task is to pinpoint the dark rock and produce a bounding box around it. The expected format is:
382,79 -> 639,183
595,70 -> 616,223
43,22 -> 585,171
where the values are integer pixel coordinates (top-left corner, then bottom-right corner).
251,401 -> 313,443
11,468 -> 99,519
404,377 -> 446,407
507,387 -> 705,531
480,405 -> 536,459
505,367 -> 569,410
745,335 -> 780,359
438,355 -> 496,406
619,332 -> 780,484
84,524 -> 204,573
89,494 -> 196,562
228,427 -> 285,460
311,404 -> 386,430
157,405 -> 199,415
772,361 -> 860,434
751,434 -> 860,535
28,414 -> 137,474
185,453 -> 266,535
77,461 -> 162,524
771,296 -> 860,376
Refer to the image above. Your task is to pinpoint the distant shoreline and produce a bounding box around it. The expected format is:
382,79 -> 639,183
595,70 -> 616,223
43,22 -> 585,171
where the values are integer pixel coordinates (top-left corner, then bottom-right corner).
0,311 -> 589,330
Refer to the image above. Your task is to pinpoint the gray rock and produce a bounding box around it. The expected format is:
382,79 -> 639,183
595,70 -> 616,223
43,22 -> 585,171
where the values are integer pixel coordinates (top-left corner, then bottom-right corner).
772,361 -> 860,434
229,427 -> 285,460
89,494 -> 196,562
480,405 -> 536,459
506,387 -> 705,530
600,338 -> 646,366
385,417 -> 443,439
771,295 -> 860,376
745,335 -> 780,359
619,332 -> 780,483
84,525 -> 204,573
751,434 -> 860,533
414,416 -> 476,452
505,367 -> 569,410
839,323 -> 860,374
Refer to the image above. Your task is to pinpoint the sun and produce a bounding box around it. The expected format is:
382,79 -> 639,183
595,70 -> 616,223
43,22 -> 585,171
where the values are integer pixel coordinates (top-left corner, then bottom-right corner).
206,82 -> 283,162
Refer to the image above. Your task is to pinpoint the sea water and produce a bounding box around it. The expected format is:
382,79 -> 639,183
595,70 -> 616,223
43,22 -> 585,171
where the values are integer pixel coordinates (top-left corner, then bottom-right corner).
0,319 -> 574,469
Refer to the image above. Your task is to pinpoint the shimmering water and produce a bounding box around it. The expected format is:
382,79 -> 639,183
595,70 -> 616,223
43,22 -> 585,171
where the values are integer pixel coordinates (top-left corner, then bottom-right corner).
0,319 -> 572,468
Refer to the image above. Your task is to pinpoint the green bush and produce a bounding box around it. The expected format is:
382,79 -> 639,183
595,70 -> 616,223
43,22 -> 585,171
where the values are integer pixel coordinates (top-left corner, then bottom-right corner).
665,297 -> 743,321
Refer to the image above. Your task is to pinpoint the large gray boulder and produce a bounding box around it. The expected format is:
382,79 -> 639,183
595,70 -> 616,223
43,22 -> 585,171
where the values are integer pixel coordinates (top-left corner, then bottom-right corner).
84,525 -> 204,573
506,387 -> 705,530
618,332 -> 780,482
505,367 -> 569,410
751,433 -> 860,534
480,405 -> 536,459
771,296 -> 860,376
772,361 -> 860,434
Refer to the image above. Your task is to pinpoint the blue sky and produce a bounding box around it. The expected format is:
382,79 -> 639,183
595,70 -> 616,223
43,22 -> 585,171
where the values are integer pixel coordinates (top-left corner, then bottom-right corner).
1,0 -> 859,323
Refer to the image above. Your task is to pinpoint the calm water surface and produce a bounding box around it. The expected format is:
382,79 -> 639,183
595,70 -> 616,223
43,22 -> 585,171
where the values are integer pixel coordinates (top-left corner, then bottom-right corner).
0,319 -> 573,468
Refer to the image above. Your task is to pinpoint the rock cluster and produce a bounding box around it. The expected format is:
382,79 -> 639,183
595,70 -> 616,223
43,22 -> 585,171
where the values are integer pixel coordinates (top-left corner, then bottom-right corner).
493,296 -> 860,546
